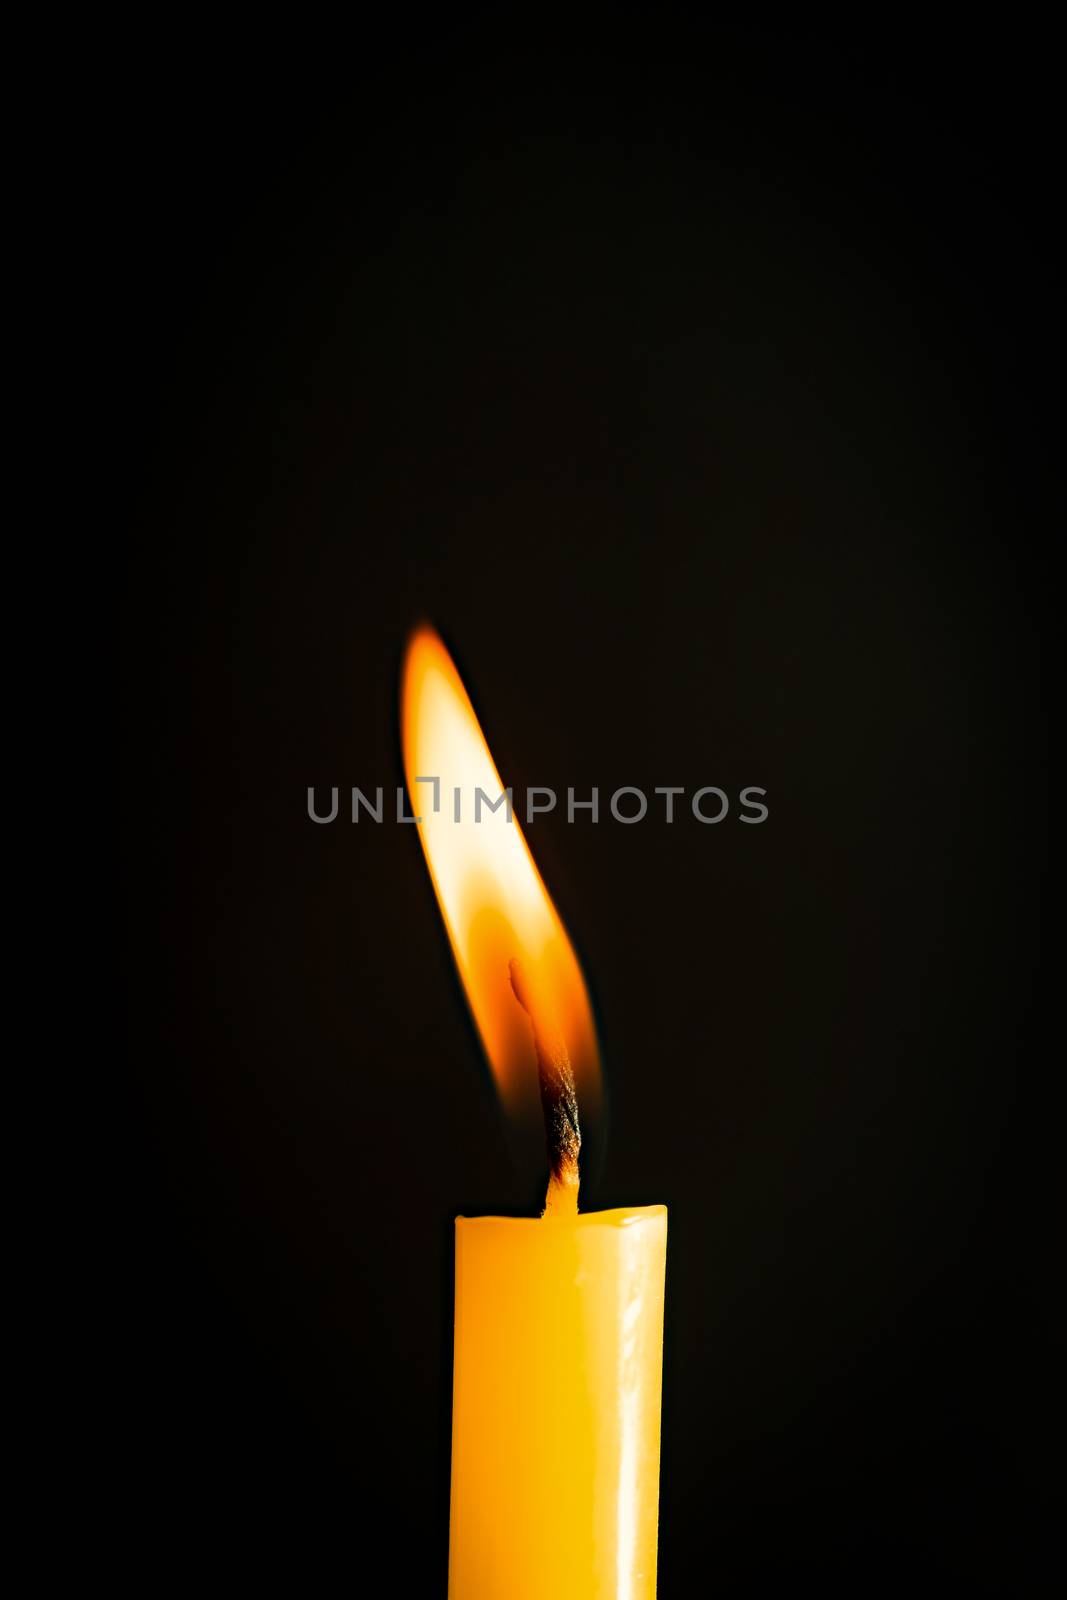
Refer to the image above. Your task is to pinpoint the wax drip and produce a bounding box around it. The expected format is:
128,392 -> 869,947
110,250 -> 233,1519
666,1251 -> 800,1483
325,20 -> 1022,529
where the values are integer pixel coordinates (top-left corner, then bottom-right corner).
509,957 -> 581,1216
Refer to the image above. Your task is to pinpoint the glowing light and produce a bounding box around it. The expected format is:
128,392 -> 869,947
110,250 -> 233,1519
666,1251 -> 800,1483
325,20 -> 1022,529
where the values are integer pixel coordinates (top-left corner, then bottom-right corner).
401,624 -> 600,1117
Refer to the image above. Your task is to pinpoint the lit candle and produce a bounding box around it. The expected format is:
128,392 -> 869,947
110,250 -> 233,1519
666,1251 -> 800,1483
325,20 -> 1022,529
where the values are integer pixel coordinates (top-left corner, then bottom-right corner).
401,626 -> 668,1599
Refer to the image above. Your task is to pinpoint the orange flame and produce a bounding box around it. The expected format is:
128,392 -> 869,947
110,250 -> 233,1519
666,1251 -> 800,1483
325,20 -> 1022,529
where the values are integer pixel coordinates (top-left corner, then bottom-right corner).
401,625 -> 600,1122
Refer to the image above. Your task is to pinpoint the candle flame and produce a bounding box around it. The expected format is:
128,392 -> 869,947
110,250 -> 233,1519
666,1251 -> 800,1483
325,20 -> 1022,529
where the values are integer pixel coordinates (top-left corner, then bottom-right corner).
401,625 -> 601,1137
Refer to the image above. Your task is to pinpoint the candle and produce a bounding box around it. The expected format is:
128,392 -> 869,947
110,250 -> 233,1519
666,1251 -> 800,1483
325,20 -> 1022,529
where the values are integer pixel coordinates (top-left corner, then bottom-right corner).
450,1208 -> 667,1599
401,625 -> 668,1599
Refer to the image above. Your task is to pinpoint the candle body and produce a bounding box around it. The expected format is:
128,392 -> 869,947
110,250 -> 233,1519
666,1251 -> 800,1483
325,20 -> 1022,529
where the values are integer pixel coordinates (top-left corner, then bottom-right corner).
448,1205 -> 667,1600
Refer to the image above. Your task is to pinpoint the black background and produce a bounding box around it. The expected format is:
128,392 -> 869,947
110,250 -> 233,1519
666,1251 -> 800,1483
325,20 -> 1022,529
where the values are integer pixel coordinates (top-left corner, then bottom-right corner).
118,19 -> 1053,1594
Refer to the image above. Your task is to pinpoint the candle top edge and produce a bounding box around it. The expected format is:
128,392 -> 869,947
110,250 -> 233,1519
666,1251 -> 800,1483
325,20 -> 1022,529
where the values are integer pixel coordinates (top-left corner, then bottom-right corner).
455,1204 -> 666,1229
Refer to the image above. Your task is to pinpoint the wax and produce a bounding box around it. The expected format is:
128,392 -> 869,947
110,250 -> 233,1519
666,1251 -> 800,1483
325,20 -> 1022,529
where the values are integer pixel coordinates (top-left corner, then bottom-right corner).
448,1206 -> 667,1600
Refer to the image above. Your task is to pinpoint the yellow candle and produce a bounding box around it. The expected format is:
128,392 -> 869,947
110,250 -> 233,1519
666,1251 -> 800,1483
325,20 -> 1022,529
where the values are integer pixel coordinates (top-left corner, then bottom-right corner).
449,1207 -> 668,1600
401,625 -> 669,1596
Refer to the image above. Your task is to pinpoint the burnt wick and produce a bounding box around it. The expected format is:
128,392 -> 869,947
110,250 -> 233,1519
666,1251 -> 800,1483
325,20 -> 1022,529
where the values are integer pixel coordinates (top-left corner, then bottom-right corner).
509,957 -> 581,1216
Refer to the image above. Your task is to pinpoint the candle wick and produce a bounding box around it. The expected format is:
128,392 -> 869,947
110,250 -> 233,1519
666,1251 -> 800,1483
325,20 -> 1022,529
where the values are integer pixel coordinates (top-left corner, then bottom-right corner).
509,958 -> 581,1216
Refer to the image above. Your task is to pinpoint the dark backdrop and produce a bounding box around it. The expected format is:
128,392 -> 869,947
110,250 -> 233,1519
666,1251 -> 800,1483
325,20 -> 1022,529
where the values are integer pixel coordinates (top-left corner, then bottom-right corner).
118,20 -> 1053,1594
